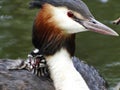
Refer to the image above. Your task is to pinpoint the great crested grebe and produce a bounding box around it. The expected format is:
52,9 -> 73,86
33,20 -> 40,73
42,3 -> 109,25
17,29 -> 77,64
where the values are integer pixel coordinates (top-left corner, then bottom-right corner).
27,0 -> 119,90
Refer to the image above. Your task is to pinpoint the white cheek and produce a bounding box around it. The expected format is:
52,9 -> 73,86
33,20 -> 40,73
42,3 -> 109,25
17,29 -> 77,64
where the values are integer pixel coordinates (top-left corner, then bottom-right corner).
59,18 -> 88,33
52,8 -> 88,34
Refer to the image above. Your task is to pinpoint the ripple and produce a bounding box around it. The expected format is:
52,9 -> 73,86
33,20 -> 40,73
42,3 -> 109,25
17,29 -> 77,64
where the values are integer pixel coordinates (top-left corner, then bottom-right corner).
0,35 -> 6,39
0,15 -> 13,20
99,0 -> 108,3
105,62 -> 120,67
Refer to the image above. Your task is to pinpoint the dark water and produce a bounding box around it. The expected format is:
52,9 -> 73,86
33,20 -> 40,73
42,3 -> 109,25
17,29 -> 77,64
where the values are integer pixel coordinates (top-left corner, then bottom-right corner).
0,0 -> 120,89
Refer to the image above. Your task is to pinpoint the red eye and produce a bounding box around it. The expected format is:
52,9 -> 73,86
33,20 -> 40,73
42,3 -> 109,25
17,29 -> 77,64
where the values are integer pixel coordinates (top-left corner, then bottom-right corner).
67,11 -> 74,17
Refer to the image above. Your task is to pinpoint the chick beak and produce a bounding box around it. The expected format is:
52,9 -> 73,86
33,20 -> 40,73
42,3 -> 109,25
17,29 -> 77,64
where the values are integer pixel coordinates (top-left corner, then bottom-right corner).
81,18 -> 119,36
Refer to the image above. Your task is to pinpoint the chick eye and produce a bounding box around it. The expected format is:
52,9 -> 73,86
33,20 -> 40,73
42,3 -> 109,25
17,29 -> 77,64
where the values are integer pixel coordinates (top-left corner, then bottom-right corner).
67,11 -> 74,17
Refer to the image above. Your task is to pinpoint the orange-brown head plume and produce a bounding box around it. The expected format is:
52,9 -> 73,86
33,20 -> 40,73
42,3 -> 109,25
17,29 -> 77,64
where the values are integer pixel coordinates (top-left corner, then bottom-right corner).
33,4 -> 75,56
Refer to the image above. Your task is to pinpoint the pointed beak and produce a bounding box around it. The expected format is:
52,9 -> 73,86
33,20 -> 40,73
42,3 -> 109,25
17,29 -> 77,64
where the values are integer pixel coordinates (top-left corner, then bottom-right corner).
82,18 -> 119,36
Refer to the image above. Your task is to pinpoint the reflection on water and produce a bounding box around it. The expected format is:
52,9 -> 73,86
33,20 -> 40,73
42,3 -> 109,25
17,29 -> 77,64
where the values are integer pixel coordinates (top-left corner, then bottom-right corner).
0,0 -> 120,89
99,0 -> 108,3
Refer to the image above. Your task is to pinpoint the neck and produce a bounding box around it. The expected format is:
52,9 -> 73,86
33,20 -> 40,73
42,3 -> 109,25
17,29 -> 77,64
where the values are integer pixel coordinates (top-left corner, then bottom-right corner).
46,48 -> 89,90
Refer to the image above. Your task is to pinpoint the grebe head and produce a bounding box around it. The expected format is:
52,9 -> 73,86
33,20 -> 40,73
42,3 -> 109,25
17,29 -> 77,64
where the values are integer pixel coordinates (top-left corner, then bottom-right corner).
30,0 -> 119,56
30,0 -> 119,36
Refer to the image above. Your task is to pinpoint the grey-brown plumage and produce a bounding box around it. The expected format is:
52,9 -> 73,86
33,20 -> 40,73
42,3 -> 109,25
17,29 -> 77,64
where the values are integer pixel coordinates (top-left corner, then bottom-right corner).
0,57 -> 107,90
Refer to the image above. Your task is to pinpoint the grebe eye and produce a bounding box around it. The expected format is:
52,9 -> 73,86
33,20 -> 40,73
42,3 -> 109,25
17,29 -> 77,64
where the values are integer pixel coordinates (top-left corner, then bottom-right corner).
67,11 -> 74,17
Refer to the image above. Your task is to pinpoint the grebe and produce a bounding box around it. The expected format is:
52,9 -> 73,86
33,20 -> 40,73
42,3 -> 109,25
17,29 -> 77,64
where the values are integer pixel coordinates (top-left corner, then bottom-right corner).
28,0 -> 118,90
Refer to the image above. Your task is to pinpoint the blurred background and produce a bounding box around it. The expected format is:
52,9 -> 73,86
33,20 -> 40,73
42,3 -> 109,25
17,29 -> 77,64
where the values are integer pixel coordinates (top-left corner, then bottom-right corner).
0,0 -> 120,89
